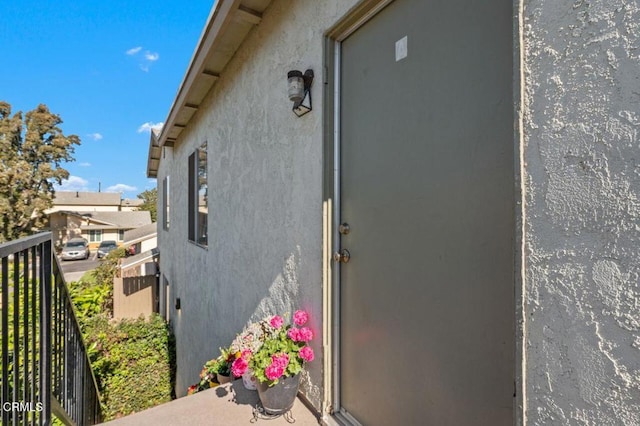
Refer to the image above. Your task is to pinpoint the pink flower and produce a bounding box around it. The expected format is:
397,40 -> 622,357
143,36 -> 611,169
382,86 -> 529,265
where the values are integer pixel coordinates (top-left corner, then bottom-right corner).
265,354 -> 289,381
299,346 -> 314,362
272,353 -> 290,368
270,315 -> 284,329
287,327 -> 301,342
293,310 -> 309,326
231,357 -> 249,377
298,327 -> 313,342
265,363 -> 285,381
240,349 -> 252,360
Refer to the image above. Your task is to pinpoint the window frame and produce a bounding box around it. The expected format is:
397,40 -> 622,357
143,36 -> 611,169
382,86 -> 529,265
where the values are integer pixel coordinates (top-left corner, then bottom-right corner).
89,229 -> 102,243
188,142 -> 208,247
163,175 -> 170,231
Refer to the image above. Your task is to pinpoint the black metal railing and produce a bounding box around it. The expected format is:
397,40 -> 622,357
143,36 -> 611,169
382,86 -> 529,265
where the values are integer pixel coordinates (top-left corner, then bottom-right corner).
0,232 -> 102,425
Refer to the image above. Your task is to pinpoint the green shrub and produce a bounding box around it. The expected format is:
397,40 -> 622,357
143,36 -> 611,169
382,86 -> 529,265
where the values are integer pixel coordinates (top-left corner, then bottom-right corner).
82,313 -> 175,420
68,247 -> 175,420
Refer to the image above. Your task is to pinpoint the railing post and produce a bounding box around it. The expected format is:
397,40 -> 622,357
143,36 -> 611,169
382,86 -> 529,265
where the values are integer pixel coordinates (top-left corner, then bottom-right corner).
40,239 -> 52,425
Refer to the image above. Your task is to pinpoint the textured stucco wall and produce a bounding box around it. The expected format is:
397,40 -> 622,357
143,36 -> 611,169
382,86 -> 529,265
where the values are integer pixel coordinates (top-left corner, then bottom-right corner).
523,1 -> 640,424
156,0 -> 359,409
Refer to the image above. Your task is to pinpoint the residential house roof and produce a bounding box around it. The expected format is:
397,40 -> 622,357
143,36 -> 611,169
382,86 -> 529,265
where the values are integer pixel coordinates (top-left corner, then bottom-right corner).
74,211 -> 152,230
121,248 -> 159,271
53,191 -> 122,206
147,0 -> 271,177
121,198 -> 144,208
123,222 -> 158,245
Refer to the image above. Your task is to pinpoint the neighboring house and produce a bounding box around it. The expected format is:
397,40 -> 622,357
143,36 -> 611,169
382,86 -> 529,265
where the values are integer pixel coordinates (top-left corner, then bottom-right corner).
49,210 -> 152,251
48,191 -> 122,213
46,191 -> 149,249
148,1 -> 640,425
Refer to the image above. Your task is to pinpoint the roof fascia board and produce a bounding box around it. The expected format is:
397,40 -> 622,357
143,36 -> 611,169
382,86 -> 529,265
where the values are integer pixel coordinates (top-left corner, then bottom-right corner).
59,211 -> 117,226
123,233 -> 158,246
157,0 -> 243,148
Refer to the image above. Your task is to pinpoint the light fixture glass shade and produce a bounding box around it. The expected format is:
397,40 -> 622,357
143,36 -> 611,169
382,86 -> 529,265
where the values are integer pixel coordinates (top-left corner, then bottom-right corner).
287,70 -> 305,103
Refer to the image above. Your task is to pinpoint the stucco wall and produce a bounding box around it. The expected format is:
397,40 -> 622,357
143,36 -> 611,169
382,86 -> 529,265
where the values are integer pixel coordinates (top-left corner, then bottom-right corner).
140,237 -> 157,253
157,0 -> 359,409
523,1 -> 640,424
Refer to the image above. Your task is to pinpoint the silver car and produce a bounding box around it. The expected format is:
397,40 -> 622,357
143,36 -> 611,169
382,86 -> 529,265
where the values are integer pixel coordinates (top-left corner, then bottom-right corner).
97,240 -> 118,259
60,238 -> 90,261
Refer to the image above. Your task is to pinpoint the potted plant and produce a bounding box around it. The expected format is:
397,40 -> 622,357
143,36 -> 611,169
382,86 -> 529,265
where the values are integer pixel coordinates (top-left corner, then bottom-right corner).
212,347 -> 235,384
187,358 -> 219,395
233,310 -> 315,415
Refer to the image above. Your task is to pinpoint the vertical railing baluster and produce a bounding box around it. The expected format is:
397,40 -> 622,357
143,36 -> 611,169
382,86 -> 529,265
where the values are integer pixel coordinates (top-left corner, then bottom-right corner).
40,240 -> 52,425
75,330 -> 80,422
57,274 -> 62,404
53,276 -> 59,404
63,294 -> 68,415
30,245 -> 37,426
23,249 -> 29,424
2,256 -> 9,425
13,251 -> 20,426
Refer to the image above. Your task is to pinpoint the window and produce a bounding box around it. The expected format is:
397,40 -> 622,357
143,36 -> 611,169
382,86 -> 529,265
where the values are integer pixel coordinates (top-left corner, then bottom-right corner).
188,142 -> 208,246
89,230 -> 102,242
118,230 -> 125,241
163,176 -> 170,230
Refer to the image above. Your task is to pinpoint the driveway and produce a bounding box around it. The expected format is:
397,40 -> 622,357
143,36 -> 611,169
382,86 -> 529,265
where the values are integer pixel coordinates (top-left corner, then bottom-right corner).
58,254 -> 100,283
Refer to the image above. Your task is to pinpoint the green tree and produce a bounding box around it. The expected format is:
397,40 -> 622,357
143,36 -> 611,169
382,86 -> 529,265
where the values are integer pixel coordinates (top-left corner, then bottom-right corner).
136,188 -> 157,222
0,101 -> 79,242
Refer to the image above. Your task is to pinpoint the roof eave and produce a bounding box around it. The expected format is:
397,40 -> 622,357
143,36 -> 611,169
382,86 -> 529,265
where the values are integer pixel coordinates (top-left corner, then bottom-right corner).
146,0 -> 269,178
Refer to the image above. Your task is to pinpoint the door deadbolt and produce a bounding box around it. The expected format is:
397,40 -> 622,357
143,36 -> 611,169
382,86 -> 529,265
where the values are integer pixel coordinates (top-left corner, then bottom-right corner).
333,249 -> 350,264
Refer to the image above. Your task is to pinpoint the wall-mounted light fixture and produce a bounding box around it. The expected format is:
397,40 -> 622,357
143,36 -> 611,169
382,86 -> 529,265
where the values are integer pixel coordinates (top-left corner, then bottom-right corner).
175,297 -> 181,310
287,69 -> 314,117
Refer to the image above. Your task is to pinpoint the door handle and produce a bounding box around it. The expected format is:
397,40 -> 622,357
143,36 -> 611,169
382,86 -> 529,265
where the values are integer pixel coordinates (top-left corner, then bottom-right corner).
333,249 -> 350,264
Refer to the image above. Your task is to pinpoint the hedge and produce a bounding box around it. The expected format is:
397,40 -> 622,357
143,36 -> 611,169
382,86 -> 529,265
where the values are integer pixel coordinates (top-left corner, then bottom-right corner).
82,313 -> 176,420
68,248 -> 176,420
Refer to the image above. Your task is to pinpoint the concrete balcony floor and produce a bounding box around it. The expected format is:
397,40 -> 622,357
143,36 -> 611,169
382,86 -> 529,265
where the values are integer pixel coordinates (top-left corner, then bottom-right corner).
100,381 -> 320,426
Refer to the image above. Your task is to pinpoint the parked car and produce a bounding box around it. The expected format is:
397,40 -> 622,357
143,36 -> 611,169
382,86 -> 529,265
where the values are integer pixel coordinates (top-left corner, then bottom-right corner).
97,240 -> 118,259
60,238 -> 90,261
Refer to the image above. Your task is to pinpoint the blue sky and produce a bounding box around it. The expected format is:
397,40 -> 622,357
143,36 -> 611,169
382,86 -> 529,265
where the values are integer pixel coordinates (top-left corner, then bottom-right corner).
0,1 -> 214,199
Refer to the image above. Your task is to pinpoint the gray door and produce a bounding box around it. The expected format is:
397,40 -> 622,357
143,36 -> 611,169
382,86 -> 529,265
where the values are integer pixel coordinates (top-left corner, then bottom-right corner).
337,0 -> 514,424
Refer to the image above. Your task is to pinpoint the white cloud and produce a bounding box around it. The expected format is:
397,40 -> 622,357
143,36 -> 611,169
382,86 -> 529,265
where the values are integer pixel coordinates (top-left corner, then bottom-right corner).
144,51 -> 159,61
126,46 -> 160,71
126,46 -> 142,55
137,122 -> 164,133
79,162 -> 91,167
106,184 -> 138,193
87,133 -> 103,141
55,176 -> 90,192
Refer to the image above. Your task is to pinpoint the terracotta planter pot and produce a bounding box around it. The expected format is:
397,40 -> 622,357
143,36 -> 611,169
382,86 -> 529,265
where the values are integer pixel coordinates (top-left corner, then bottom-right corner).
256,374 -> 301,415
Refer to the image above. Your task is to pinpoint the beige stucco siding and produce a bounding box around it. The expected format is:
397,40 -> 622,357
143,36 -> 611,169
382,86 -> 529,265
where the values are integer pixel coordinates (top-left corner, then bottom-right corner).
157,0 -> 360,409
523,1 -> 640,423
